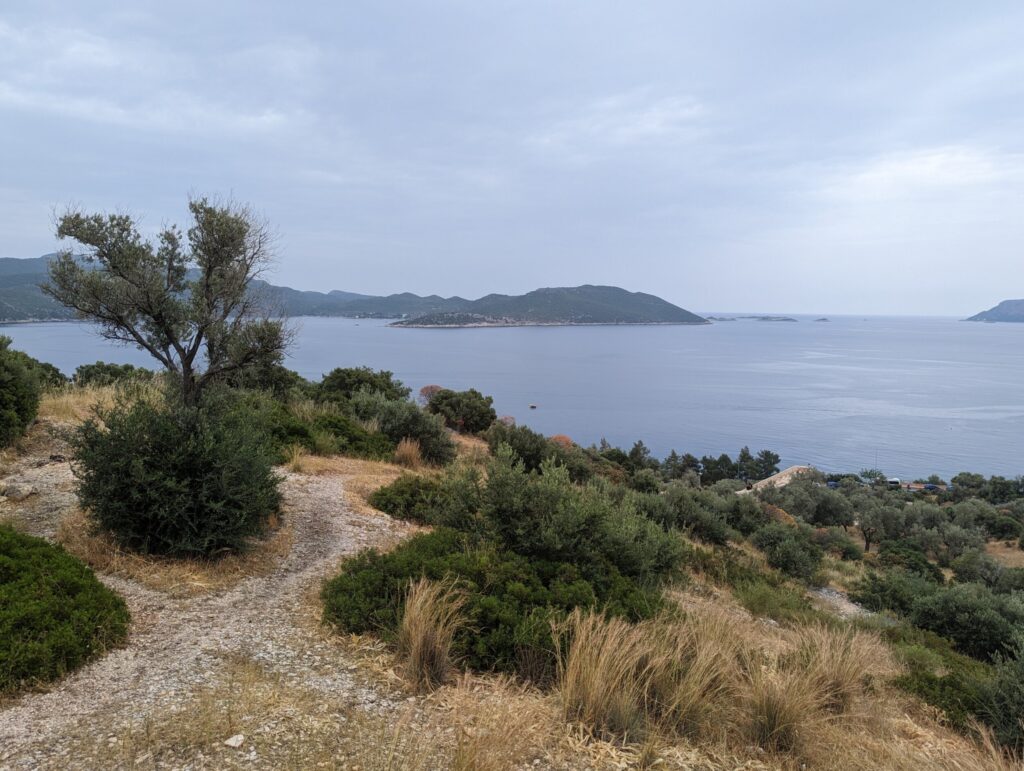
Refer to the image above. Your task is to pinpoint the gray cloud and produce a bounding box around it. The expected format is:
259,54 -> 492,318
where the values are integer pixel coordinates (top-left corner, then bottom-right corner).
2,1 -> 1023,314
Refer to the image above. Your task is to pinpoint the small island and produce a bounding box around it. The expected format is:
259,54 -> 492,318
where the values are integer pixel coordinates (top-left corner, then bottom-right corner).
966,299 -> 1024,323
390,285 -> 708,327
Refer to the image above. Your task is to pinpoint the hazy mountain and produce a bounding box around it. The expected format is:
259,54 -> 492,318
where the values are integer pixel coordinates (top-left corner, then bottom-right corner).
966,299 -> 1024,323
392,285 -> 707,326
0,257 -> 704,326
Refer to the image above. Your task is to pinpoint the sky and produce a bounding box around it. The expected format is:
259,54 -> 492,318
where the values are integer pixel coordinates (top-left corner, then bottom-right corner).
2,1 -> 1023,315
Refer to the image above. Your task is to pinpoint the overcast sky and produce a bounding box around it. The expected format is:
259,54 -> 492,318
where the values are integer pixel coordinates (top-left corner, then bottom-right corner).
2,2 -> 1023,314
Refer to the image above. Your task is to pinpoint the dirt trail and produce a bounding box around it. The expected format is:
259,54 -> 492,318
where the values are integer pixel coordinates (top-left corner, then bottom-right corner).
0,437 -> 416,770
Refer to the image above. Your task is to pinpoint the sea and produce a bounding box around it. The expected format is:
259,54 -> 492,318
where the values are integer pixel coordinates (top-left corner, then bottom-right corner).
3,315 -> 1023,480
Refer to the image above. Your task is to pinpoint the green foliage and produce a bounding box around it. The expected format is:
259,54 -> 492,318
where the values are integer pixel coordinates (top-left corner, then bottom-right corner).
811,527 -> 863,560
367,474 -> 445,524
850,569 -> 941,616
733,580 -> 826,624
233,391 -> 394,461
661,484 -> 733,545
224,361 -> 308,398
367,470 -> 484,531
350,390 -> 455,465
0,336 -> 41,446
0,525 -> 129,694
751,523 -> 823,581
319,366 -> 410,402
975,639 -> 1024,752
426,388 -> 496,433
909,583 -> 1024,662
73,361 -> 153,387
877,540 -> 945,583
321,529 -> 661,680
48,199 -> 288,406
73,393 -> 282,557
991,516 -> 1023,541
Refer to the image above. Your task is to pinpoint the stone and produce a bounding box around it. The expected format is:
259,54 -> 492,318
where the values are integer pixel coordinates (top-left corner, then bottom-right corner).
2,483 -> 36,501
223,734 -> 245,749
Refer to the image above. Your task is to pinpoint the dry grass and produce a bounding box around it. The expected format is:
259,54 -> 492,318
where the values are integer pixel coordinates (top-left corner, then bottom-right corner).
281,453 -> 408,520
742,660 -> 825,754
555,610 -> 654,742
37,380 -> 164,425
398,578 -> 466,692
57,507 -> 294,597
452,432 -> 490,466
789,624 -> 894,713
986,540 -> 1024,569
394,437 -> 424,469
647,608 -> 744,738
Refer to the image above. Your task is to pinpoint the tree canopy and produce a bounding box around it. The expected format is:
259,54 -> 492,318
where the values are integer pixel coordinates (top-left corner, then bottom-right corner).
45,198 -> 288,404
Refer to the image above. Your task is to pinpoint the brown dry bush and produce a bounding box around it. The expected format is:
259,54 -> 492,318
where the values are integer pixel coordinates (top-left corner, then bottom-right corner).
394,437 -> 423,469
398,578 -> 467,692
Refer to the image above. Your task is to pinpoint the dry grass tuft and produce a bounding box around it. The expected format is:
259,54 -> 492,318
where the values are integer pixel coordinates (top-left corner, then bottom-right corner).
743,662 -> 823,754
555,610 -> 654,742
986,540 -> 1024,569
37,379 -> 164,425
452,432 -> 490,465
394,437 -> 424,469
790,623 -> 894,713
57,507 -> 294,597
647,608 -> 744,738
398,578 -> 466,692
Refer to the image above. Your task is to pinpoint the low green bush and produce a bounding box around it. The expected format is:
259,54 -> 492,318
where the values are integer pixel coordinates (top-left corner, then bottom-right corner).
426,388 -> 496,433
909,582 -> 1024,661
877,540 -> 944,583
733,580 -> 825,624
74,393 -> 282,557
350,390 -> 455,465
368,474 -> 445,523
318,367 -> 410,402
0,525 -> 129,693
751,523 -> 823,581
662,484 -> 732,545
975,639 -> 1024,752
0,336 -> 41,447
811,527 -> 863,560
73,360 -> 153,387
321,528 -> 661,680
849,569 -> 941,616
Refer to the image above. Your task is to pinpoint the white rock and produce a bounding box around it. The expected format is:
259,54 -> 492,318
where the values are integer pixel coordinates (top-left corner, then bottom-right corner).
2,483 -> 35,501
223,734 -> 245,749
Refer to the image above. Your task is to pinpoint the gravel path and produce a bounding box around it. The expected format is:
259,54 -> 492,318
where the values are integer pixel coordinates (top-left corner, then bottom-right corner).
0,470 -> 416,769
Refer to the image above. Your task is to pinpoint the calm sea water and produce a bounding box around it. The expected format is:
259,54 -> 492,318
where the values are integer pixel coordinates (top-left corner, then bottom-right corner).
4,316 -> 1023,479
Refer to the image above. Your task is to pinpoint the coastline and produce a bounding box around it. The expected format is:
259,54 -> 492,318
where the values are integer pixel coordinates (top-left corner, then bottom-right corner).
390,320 -> 712,329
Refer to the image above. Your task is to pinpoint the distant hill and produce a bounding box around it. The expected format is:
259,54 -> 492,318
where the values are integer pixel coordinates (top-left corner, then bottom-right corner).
391,285 -> 707,327
0,257 -> 705,326
967,300 -> 1024,323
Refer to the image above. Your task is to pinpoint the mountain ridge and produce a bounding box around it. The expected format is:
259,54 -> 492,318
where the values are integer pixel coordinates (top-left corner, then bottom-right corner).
966,299 -> 1024,323
0,256 -> 704,326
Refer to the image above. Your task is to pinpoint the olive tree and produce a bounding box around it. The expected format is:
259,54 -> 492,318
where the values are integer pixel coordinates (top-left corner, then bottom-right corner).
44,198 -> 288,405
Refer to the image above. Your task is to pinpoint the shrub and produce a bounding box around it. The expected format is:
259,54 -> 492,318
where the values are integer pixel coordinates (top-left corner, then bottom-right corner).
73,394 -> 282,557
0,525 -> 129,693
368,474 -> 445,524
73,360 -> 153,387
910,583 -> 1024,661
321,529 -> 661,680
734,580 -> 823,624
485,422 -> 552,472
752,524 -> 823,581
397,578 -> 466,691
350,390 -> 455,465
811,527 -> 863,560
877,540 -> 944,583
0,336 -> 41,446
318,366 -> 410,402
426,388 -> 496,433
976,639 -> 1024,752
663,484 -> 732,545
850,569 -> 941,616
991,516 -> 1023,542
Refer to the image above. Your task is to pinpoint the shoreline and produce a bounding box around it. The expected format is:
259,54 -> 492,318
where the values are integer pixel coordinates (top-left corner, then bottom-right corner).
389,320 -> 712,329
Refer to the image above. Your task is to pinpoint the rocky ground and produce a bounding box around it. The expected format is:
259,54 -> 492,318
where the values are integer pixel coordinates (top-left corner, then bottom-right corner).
0,422 -> 428,770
